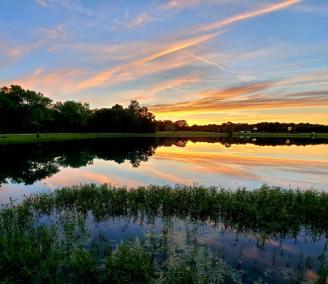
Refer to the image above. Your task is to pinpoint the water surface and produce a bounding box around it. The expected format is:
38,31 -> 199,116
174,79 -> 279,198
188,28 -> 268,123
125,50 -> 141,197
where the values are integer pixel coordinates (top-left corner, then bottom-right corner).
1,137 -> 328,203
1,137 -> 328,283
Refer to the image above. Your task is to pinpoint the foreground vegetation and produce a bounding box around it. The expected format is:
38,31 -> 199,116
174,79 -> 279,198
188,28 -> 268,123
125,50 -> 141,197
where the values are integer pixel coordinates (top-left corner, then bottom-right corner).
1,131 -> 328,145
1,184 -> 328,283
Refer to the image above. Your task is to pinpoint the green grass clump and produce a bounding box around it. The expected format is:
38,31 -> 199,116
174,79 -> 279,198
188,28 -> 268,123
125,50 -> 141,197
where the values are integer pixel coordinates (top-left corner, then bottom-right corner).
24,184 -> 328,238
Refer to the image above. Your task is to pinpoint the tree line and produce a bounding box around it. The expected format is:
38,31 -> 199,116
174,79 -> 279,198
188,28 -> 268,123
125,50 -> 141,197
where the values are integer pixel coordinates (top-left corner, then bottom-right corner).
1,85 -> 327,133
0,85 -> 155,133
163,120 -> 328,133
157,120 -> 328,133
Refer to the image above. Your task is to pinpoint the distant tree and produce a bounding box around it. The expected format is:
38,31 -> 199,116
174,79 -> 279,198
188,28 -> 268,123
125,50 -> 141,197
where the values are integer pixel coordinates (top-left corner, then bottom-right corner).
174,120 -> 188,130
156,120 -> 176,131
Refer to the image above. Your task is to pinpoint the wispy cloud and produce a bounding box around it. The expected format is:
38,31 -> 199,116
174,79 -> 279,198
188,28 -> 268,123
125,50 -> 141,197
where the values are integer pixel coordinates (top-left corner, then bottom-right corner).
0,24 -> 69,66
1,67 -> 86,99
197,0 -> 301,33
123,75 -> 201,102
127,12 -> 155,28
34,0 -> 92,16
150,79 -> 328,115
77,0 -> 301,90
161,0 -> 201,11
77,33 -> 219,90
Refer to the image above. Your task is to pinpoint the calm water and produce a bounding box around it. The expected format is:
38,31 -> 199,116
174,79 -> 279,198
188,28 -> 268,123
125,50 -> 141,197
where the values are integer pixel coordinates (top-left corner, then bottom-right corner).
1,137 -> 328,283
1,137 -> 328,202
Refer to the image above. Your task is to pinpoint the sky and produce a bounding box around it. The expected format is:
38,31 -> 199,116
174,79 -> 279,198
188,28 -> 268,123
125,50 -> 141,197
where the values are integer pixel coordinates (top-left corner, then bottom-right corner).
0,0 -> 328,124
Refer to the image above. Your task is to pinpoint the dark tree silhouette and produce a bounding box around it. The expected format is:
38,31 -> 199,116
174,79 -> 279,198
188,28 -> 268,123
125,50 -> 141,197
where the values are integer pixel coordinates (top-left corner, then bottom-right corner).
0,85 -> 156,133
1,85 -> 327,134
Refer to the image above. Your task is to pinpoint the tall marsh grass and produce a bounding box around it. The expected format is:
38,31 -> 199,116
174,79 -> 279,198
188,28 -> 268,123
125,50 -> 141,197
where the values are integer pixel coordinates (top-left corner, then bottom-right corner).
1,184 -> 328,283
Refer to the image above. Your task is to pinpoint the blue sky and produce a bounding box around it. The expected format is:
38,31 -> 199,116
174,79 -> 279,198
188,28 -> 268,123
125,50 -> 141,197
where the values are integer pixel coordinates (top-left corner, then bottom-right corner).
1,0 -> 328,124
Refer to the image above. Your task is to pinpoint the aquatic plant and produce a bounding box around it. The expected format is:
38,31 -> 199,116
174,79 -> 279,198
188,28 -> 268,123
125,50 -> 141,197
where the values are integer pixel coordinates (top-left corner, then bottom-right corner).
21,184 -> 328,238
1,184 -> 328,283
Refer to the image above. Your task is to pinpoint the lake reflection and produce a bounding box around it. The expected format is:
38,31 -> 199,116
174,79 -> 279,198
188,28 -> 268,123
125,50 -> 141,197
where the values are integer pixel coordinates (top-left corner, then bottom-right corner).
1,137 -> 328,202
1,137 -> 328,283
89,216 -> 327,283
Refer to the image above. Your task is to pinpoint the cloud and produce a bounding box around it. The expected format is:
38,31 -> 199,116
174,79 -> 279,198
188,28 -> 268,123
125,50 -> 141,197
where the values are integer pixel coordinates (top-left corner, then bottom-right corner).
34,0 -> 48,7
121,75 -> 201,102
294,2 -> 328,15
77,32 -> 219,90
1,67 -> 86,99
0,24 -> 69,66
161,0 -> 201,11
127,12 -> 155,28
197,0 -> 301,33
186,52 -> 248,82
75,0 -> 301,90
34,0 -> 92,16
150,80 -> 328,115
36,24 -> 68,40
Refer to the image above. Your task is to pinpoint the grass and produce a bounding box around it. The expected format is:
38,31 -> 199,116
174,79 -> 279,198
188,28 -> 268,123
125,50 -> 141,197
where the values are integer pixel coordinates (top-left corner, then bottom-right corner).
18,184 -> 328,238
1,184 -> 328,283
0,131 -> 327,144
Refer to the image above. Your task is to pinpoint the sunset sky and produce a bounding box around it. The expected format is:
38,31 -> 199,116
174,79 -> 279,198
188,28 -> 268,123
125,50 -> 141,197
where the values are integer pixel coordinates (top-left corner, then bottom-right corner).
1,0 -> 327,124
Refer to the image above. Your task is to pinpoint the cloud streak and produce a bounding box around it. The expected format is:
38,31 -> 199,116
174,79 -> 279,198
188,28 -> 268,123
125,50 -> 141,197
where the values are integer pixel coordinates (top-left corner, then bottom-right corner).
77,33 -> 218,90
77,0 -> 301,90
161,0 -> 201,11
34,0 -> 92,16
1,67 -> 86,99
197,0 -> 301,33
150,81 -> 328,115
125,75 -> 201,101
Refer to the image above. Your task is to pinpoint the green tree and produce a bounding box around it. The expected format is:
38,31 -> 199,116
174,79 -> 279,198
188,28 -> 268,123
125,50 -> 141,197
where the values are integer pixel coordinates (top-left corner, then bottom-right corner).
52,101 -> 91,132
0,85 -> 52,133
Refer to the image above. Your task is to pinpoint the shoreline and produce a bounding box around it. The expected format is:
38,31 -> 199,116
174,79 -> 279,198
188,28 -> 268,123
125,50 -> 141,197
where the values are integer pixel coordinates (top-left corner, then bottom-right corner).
0,131 -> 327,145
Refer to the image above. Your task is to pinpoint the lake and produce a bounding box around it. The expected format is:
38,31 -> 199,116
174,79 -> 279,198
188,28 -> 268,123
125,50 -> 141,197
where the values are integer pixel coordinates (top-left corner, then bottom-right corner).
1,137 -> 328,283
1,137 -> 328,203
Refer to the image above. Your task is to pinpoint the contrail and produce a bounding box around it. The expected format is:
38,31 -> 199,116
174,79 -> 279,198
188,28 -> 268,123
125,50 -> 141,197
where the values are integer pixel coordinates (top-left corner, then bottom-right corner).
187,52 -> 249,82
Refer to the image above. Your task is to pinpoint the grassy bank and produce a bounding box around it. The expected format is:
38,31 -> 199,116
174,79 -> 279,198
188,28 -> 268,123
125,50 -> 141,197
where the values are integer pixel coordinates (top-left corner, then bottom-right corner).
0,131 -> 328,144
0,131 -> 230,144
1,184 -> 328,283
236,132 -> 328,138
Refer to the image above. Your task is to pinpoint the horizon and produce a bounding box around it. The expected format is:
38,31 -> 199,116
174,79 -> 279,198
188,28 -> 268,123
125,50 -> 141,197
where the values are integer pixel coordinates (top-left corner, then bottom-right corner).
1,0 -> 328,124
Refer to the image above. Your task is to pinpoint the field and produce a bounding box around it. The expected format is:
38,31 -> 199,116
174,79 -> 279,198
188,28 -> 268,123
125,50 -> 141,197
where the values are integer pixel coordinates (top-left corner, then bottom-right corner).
1,184 -> 328,283
0,131 -> 328,144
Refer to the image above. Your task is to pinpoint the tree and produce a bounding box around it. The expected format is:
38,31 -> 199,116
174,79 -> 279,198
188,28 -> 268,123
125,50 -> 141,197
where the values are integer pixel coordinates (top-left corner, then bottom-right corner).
174,120 -> 188,130
0,85 -> 52,133
52,101 -> 91,132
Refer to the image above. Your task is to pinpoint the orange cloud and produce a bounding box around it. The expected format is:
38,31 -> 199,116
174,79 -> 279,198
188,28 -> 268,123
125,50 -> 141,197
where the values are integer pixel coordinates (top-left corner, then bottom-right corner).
77,33 -> 219,90
197,0 -> 301,33
74,0 -> 301,91
150,80 -> 328,117
1,67 -> 86,98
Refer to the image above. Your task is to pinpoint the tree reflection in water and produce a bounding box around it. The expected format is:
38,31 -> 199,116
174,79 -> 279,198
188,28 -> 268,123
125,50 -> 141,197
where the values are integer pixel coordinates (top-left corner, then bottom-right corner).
0,137 -> 327,185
